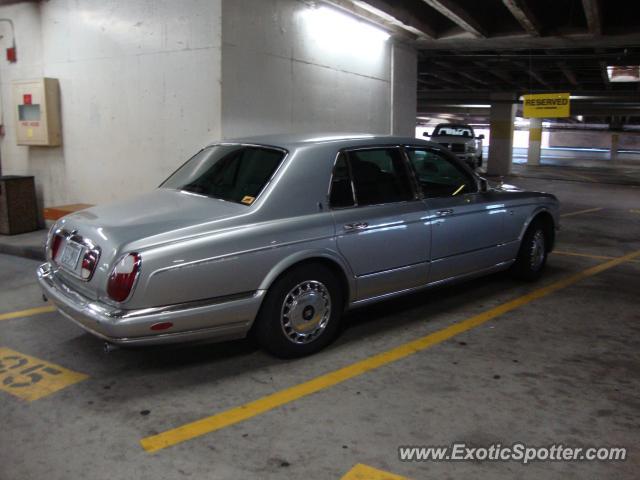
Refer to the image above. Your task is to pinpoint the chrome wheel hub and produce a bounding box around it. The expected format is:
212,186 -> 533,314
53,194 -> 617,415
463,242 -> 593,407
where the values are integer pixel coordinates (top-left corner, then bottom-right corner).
530,230 -> 546,271
281,280 -> 332,344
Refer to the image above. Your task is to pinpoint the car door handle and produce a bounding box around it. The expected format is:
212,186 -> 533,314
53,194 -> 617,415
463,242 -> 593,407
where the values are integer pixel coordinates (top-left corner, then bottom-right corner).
344,222 -> 369,232
435,209 -> 454,217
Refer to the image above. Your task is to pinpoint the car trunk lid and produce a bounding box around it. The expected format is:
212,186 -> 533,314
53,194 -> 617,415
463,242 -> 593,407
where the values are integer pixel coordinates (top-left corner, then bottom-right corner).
53,189 -> 248,301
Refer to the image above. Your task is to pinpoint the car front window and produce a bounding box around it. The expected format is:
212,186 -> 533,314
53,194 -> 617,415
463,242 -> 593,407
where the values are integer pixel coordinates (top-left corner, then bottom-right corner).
406,148 -> 477,198
161,145 -> 285,205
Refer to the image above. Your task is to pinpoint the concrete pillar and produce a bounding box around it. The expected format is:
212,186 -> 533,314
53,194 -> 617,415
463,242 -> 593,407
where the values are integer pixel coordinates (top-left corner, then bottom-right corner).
610,133 -> 619,162
390,43 -> 417,136
487,93 -> 516,176
527,118 -> 542,166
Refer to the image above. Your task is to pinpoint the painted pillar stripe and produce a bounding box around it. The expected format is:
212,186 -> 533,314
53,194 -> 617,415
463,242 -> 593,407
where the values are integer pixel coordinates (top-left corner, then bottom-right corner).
139,249 -> 640,453
529,127 -> 542,142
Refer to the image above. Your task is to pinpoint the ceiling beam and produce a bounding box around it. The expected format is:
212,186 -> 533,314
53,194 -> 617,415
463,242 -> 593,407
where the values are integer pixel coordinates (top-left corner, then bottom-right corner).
512,61 -> 553,89
420,0 -> 488,38
501,0 -> 541,36
581,0 -> 602,35
416,30 -> 640,50
420,71 -> 478,90
557,62 -> 578,87
418,78 -> 447,90
359,0 -> 437,38
420,51 -> 637,62
481,65 -> 526,90
428,60 -> 492,87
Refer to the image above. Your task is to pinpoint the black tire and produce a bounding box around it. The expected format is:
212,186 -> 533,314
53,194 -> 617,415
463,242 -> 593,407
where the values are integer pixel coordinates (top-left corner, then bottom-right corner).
252,263 -> 344,358
510,220 -> 549,281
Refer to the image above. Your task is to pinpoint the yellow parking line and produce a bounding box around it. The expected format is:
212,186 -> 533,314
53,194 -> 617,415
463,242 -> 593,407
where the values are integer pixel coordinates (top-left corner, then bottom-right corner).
560,207 -> 603,218
0,305 -> 56,322
0,346 -> 88,401
139,249 -> 640,453
341,464 -> 409,480
553,250 -> 640,264
562,171 -> 597,182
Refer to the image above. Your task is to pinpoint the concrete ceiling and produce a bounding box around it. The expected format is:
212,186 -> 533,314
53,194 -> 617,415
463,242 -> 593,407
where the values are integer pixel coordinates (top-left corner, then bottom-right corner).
326,0 -> 640,126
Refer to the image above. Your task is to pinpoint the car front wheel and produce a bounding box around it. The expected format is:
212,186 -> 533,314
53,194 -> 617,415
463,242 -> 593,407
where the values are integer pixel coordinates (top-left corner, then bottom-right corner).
252,263 -> 343,358
510,221 -> 548,281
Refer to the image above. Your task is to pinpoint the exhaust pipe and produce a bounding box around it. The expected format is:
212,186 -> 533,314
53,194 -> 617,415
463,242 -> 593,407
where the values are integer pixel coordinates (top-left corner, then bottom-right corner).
103,342 -> 119,354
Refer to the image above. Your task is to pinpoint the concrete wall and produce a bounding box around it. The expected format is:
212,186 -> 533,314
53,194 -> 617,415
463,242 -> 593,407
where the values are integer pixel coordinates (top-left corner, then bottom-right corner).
0,0 -> 417,208
391,43 -> 417,136
0,0 -> 222,206
549,130 -> 640,151
221,0 -> 415,138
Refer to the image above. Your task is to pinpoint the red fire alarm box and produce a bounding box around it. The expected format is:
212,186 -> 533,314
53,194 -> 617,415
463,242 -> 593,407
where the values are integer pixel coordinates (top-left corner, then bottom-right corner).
6,46 -> 17,63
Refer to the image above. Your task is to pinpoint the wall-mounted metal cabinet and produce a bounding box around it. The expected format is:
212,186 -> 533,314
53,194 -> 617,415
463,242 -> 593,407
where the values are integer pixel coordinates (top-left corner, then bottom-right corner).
13,78 -> 62,147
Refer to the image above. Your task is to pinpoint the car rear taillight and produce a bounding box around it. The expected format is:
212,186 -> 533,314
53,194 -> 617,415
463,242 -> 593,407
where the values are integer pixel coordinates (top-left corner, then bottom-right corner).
50,234 -> 63,261
107,253 -> 141,302
81,251 -> 99,280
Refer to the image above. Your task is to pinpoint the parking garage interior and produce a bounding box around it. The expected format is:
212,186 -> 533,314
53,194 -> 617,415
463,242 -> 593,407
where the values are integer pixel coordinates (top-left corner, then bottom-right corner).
0,1 -> 639,479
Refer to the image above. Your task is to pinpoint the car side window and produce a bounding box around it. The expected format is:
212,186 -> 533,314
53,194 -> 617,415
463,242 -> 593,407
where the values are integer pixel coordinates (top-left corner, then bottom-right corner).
406,148 -> 477,198
347,148 -> 414,206
329,153 -> 355,208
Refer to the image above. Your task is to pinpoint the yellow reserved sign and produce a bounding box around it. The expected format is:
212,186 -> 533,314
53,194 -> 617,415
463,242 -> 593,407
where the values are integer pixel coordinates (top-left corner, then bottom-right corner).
523,92 -> 570,118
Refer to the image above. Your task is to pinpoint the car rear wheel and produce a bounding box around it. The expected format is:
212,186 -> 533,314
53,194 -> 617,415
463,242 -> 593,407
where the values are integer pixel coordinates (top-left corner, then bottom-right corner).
510,221 -> 548,281
252,263 -> 343,358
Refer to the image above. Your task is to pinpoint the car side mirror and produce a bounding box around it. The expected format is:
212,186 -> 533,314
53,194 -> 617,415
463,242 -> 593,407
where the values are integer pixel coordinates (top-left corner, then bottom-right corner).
478,134 -> 485,140
423,131 -> 430,137
478,177 -> 489,192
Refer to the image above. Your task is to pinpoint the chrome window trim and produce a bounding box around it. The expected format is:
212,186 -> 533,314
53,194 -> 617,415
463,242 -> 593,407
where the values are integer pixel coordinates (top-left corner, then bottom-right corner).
399,145 -> 425,201
327,144 -> 421,211
327,150 -> 357,210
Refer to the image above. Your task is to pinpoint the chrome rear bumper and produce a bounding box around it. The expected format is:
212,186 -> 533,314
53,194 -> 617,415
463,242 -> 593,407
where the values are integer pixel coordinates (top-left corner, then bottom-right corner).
37,263 -> 265,346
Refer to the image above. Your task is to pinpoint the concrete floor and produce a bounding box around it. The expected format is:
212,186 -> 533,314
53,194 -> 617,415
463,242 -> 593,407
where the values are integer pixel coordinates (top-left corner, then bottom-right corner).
1,170 -> 639,479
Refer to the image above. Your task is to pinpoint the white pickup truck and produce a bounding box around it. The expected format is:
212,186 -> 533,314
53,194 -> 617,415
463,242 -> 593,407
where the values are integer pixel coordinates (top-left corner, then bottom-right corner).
427,123 -> 484,169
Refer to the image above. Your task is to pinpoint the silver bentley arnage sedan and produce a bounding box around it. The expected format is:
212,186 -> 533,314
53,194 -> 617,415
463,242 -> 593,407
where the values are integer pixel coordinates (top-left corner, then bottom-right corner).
38,134 -> 559,357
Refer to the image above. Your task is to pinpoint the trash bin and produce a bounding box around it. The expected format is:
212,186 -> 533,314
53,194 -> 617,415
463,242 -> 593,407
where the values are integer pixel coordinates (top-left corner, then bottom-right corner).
0,175 -> 39,235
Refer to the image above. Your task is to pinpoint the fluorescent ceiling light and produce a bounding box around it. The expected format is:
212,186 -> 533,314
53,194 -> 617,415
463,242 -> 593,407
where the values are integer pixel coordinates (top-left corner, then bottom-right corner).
607,65 -> 640,82
300,5 -> 390,54
458,104 -> 490,108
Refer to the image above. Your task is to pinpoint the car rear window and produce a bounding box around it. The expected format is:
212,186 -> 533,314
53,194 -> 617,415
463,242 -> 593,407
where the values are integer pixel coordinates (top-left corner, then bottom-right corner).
161,145 -> 286,205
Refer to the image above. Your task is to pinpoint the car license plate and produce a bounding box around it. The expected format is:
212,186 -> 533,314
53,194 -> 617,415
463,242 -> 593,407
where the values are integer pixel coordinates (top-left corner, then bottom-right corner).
60,242 -> 83,270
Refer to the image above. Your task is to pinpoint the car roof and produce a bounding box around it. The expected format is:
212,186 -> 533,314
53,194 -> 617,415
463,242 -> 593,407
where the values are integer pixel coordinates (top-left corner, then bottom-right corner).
208,133 -> 433,151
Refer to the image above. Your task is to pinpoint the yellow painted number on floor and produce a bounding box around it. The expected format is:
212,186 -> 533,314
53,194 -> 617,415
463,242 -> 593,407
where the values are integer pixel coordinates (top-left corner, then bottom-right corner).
341,464 -> 410,480
0,347 -> 88,401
